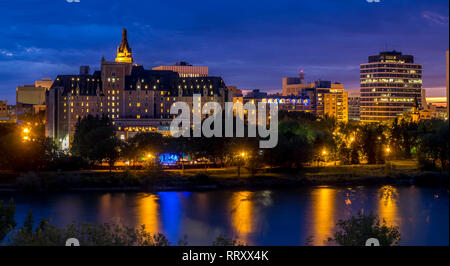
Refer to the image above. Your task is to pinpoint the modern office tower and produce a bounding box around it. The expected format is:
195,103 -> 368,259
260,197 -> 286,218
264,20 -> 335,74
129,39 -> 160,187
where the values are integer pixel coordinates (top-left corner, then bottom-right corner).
360,51 -> 423,122
152,62 -> 208,77
348,97 -> 361,121
46,29 -> 230,148
446,50 -> 449,118
323,86 -> 348,122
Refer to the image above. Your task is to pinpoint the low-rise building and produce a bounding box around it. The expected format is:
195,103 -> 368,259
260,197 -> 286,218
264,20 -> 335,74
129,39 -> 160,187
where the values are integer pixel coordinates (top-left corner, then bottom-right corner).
152,62 -> 208,78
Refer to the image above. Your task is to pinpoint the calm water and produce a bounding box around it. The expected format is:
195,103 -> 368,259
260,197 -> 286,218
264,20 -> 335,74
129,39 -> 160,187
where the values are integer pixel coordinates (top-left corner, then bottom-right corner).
1,185 -> 448,245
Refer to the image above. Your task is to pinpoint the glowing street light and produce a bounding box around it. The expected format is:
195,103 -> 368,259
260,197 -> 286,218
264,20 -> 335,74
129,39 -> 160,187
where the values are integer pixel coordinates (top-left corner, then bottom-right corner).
322,149 -> 327,156
386,147 -> 391,153
23,128 -> 30,134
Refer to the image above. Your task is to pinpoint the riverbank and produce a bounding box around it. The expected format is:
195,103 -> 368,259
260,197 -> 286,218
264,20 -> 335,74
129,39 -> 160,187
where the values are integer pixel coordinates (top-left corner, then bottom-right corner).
0,160 -> 448,192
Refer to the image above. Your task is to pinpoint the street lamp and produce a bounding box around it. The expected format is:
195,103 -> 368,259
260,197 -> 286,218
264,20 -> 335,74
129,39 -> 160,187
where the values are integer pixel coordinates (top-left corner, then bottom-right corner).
385,147 -> 391,162
237,151 -> 247,177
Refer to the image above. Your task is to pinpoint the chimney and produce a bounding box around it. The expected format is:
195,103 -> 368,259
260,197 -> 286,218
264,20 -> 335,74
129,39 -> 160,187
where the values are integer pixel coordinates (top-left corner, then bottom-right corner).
80,66 -> 90,75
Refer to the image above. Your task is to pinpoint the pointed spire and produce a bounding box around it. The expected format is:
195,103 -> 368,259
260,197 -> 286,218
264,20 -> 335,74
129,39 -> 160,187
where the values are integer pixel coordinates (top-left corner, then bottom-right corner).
119,28 -> 131,53
115,28 -> 133,63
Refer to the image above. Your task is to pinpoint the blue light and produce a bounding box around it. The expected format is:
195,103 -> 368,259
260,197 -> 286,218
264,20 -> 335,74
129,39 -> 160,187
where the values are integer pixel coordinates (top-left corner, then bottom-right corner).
159,153 -> 180,165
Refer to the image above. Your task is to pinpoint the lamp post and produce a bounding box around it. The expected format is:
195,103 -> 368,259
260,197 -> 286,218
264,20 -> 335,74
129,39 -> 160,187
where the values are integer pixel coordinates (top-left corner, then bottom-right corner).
237,152 -> 246,177
22,127 -> 30,142
385,147 -> 391,162
321,149 -> 327,166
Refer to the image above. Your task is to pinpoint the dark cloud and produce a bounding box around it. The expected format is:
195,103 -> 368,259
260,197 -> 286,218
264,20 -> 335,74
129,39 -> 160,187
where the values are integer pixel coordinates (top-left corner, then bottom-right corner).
0,0 -> 448,103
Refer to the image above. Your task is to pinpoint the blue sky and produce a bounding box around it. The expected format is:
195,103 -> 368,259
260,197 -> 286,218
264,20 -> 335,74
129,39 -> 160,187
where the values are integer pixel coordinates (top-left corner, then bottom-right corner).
0,0 -> 448,103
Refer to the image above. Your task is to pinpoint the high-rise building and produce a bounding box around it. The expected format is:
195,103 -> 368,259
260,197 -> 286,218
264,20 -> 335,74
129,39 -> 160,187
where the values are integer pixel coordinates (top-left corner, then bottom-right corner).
446,50 -> 449,118
152,62 -> 208,78
348,96 -> 361,121
360,51 -> 422,122
46,29 -> 230,148
323,87 -> 348,122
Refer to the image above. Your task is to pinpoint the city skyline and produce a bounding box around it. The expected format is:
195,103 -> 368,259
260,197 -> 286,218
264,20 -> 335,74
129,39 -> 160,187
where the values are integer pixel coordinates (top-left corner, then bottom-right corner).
0,0 -> 449,103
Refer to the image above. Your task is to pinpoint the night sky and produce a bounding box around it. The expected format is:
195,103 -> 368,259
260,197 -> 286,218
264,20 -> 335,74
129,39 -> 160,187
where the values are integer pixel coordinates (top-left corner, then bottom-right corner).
0,0 -> 448,103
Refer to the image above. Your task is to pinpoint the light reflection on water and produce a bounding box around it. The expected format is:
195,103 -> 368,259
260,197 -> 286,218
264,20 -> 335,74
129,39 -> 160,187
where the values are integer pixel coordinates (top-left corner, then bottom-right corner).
1,185 -> 448,245
378,185 -> 399,226
311,187 -> 336,246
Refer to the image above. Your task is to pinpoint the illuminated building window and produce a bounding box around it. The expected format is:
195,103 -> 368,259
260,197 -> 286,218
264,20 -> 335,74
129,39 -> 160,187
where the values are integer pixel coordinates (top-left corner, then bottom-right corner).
137,115 -> 140,119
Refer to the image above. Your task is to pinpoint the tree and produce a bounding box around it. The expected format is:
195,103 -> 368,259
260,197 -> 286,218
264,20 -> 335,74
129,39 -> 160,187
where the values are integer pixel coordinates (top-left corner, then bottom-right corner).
416,120 -> 449,170
389,118 -> 418,159
264,120 -> 315,169
71,115 -> 120,166
327,212 -> 400,246
357,123 -> 386,164
0,199 -> 16,242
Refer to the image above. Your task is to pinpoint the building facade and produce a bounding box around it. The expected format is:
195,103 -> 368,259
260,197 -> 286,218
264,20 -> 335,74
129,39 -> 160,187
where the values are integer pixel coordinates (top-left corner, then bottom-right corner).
0,100 -> 8,123
152,62 -> 208,78
446,50 -> 449,117
348,96 -> 360,121
46,29 -> 231,148
360,51 -> 423,123
281,71 -> 348,122
16,78 -> 53,116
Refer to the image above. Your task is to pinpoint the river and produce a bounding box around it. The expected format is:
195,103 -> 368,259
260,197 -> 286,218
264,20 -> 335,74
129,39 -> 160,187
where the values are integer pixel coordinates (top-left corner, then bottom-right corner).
1,185 -> 448,245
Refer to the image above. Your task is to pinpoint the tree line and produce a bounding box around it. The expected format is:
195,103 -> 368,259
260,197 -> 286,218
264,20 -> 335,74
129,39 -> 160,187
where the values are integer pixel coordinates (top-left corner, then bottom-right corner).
0,111 -> 448,172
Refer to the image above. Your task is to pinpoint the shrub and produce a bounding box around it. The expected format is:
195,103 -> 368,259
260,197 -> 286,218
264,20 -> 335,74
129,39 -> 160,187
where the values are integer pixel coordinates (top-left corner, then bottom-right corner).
327,212 -> 400,246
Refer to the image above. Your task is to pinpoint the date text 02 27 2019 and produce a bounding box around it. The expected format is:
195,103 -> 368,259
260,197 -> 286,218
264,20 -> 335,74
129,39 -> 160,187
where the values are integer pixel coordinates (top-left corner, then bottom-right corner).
182,250 -> 269,263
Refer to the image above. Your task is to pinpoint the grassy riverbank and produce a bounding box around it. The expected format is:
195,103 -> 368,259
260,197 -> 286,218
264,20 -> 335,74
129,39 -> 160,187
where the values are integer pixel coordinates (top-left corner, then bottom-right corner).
0,160 -> 448,192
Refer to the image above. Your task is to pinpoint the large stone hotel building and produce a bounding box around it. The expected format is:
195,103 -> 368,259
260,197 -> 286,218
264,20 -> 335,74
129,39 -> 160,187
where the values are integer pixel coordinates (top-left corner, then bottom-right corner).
46,29 -> 231,148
